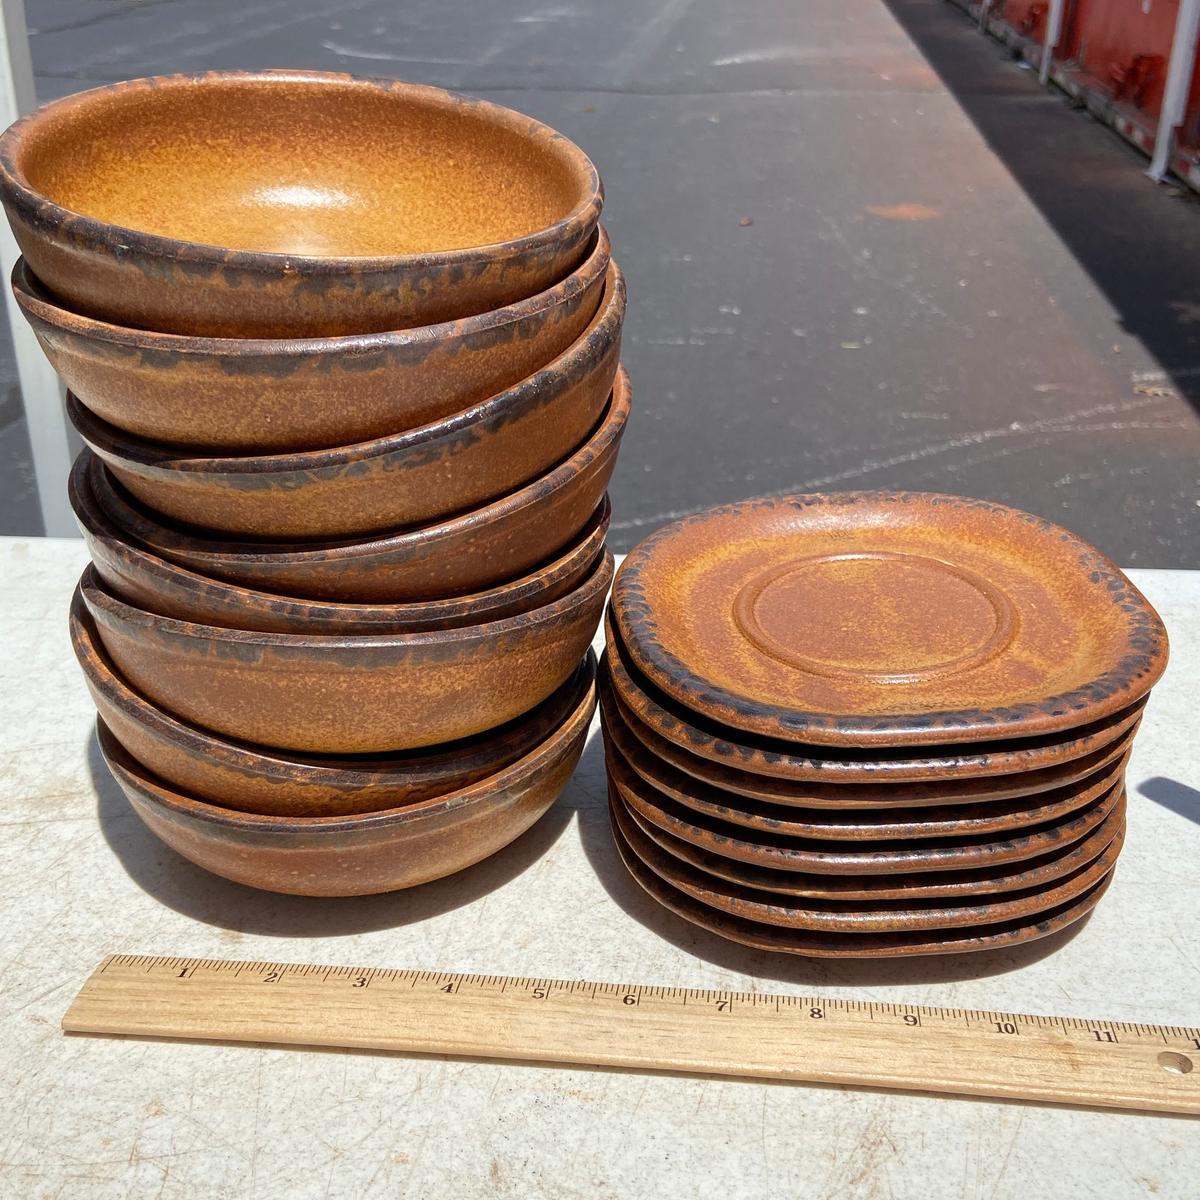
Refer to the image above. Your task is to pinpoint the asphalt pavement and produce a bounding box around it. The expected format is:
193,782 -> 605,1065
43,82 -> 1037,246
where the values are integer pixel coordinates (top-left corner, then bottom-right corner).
3,0 -> 1198,564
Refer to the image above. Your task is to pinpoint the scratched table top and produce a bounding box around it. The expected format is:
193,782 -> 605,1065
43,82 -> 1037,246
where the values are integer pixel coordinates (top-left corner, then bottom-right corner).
1,536 -> 1197,1199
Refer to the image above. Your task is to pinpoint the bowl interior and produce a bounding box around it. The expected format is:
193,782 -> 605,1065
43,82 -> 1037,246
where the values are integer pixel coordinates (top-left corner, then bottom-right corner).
17,75 -> 588,257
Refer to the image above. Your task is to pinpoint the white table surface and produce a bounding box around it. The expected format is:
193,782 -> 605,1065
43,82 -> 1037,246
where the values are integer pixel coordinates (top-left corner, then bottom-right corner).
1,536 -> 1197,1199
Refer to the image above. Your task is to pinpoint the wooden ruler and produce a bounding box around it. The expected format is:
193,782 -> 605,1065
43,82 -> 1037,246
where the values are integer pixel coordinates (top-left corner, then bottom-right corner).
63,954 -> 1199,1115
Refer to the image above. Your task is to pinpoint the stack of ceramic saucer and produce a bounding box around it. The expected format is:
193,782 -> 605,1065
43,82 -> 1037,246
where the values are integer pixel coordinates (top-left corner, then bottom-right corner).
1,70 -> 631,895
600,492 -> 1169,958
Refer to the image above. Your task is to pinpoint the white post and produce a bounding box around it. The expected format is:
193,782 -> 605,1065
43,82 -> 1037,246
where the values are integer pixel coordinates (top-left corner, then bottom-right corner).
0,0 -> 75,536
1039,0 -> 1066,86
1147,0 -> 1200,181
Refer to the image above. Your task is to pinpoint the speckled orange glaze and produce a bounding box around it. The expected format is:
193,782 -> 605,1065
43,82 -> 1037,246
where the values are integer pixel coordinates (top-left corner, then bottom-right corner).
13,230 -> 609,452
86,367 -> 630,602
74,589 -> 596,818
603,610 -> 1146,785
67,261 -> 624,538
612,493 -> 1167,747
78,551 -> 611,755
72,452 -> 610,634
0,72 -> 603,337
97,670 -> 596,896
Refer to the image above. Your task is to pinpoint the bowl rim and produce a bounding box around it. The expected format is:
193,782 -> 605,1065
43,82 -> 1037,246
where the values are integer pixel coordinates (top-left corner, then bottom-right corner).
79,547 -> 614,652
93,362 -> 631,567
96,668 -> 597,832
66,259 -> 625,475
12,227 -> 610,357
73,450 -> 612,623
0,70 -> 604,275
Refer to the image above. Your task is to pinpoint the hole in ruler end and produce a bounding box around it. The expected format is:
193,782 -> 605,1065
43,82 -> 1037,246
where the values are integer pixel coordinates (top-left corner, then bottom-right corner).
1157,1052 -> 1194,1075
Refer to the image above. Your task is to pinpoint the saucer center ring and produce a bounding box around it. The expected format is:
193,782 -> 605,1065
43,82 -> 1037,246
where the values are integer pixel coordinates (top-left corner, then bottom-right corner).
732,550 -> 1018,684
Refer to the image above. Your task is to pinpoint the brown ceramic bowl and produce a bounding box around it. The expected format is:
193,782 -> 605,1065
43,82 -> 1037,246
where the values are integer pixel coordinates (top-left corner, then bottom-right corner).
0,71 -> 603,338
87,367 -> 631,602
96,672 -> 596,896
78,550 -> 612,754
13,231 -> 609,452
75,585 -> 597,815
72,452 -> 610,634
67,262 -> 624,538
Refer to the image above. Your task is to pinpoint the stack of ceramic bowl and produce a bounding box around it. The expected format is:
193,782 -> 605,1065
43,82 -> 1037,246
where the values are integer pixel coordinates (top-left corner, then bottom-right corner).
601,492 -> 1169,958
1,70 -> 630,895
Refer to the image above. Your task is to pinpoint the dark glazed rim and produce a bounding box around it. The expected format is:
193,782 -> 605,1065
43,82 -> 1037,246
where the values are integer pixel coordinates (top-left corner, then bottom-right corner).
600,679 -> 1132,839
90,363 -> 631,568
72,579 -> 597,788
613,492 -> 1170,747
78,549 -> 613,653
607,733 -> 1128,873
96,669 -> 597,832
610,797 -> 1118,957
72,451 -> 610,627
603,608 -> 1149,780
66,259 -> 624,475
0,71 -> 603,275
12,228 -> 609,357
611,787 -> 1124,932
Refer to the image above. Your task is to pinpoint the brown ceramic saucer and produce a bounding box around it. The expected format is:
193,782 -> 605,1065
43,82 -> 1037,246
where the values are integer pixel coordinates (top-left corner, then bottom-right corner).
611,791 -> 1122,934
84,367 -> 630,603
612,493 -> 1168,747
611,685 -> 1136,810
605,742 -> 1126,875
73,452 -> 610,635
603,615 -> 1146,785
68,261 -> 624,539
13,229 -> 608,452
611,797 -> 1116,957
73,590 -> 596,816
619,787 -> 1125,902
79,551 -> 611,755
598,656 -> 1136,808
601,693 -> 1129,841
97,672 -> 596,897
0,72 -> 603,337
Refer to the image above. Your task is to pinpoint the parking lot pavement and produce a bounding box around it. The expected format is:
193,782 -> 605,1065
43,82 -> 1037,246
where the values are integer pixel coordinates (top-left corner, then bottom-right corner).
4,0 -> 1198,564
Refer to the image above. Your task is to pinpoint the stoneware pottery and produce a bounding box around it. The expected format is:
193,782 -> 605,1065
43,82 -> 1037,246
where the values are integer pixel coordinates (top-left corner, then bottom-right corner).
611,792 -> 1122,934
605,743 -> 1126,875
12,230 -> 610,451
97,673 -> 596,896
621,791 -> 1125,902
88,367 -> 630,602
77,551 -> 612,754
72,452 -> 609,634
66,262 -> 623,538
603,613 -> 1146,784
612,493 -> 1168,747
74,591 -> 595,816
602,694 -> 1129,841
0,71 -> 603,337
610,791 -> 1115,957
599,659 -> 1135,809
